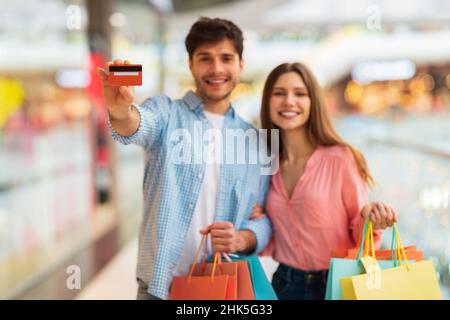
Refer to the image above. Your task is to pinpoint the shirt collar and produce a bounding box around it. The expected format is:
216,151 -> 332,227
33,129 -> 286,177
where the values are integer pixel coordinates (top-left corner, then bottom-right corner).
183,90 -> 203,111
182,90 -> 236,119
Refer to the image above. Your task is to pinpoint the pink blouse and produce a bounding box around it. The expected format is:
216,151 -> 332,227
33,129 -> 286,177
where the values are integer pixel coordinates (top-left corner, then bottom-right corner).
264,145 -> 382,271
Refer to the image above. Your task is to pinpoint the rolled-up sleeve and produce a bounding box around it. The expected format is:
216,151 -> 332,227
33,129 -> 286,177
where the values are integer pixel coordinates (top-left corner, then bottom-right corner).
239,174 -> 272,254
240,215 -> 272,254
109,95 -> 171,150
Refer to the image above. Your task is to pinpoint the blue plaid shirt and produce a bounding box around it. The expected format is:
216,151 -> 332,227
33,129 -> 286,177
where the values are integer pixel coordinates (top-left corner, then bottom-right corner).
109,90 -> 272,299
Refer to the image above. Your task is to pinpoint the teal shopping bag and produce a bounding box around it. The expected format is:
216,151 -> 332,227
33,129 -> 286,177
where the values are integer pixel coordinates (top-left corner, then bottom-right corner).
231,255 -> 278,300
325,221 -> 415,300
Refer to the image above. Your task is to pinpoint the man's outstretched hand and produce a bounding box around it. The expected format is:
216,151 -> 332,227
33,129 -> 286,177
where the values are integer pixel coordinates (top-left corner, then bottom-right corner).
96,59 -> 136,121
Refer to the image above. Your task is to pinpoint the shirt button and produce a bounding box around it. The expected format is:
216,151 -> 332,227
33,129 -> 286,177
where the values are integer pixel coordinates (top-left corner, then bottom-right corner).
198,173 -> 202,180
189,203 -> 193,209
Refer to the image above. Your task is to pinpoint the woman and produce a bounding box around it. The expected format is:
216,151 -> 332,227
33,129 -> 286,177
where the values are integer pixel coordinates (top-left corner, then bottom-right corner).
251,62 -> 398,300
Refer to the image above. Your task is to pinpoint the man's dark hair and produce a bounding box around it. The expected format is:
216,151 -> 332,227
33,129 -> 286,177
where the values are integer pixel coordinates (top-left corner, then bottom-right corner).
185,17 -> 244,60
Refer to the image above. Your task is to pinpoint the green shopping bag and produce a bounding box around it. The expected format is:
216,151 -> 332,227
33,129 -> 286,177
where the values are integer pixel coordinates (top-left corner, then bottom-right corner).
325,221 -> 415,300
231,255 -> 278,300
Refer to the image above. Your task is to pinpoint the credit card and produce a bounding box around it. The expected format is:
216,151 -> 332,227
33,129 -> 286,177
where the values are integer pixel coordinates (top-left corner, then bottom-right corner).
106,64 -> 142,86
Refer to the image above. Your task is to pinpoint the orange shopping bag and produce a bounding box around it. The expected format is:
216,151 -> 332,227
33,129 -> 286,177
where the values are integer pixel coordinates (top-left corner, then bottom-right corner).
170,274 -> 231,300
170,236 -> 237,300
345,246 -> 423,261
191,252 -> 238,300
193,254 -> 254,300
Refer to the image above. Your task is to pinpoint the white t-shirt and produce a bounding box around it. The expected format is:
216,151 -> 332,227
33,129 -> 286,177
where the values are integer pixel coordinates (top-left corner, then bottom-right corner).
172,110 -> 225,276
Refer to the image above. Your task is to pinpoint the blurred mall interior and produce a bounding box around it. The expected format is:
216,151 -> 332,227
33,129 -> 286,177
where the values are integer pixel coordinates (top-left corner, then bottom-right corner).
0,0 -> 449,299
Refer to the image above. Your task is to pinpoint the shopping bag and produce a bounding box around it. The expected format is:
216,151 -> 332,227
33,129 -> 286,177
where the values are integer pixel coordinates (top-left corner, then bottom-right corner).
326,257 -> 411,300
192,253 -> 240,300
342,224 -> 442,300
350,260 -> 442,300
231,255 -> 278,300
170,236 -> 236,300
325,221 -> 416,300
170,274 -> 232,300
326,220 -> 371,300
199,255 -> 255,300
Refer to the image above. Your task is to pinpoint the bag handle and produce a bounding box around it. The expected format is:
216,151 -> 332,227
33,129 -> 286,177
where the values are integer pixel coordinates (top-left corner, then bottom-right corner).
390,224 -> 403,267
387,223 -> 410,270
187,231 -> 225,282
357,218 -> 399,260
188,234 -> 208,282
356,219 -> 370,259
365,221 -> 410,270
362,221 -> 376,259
390,225 -> 396,262
357,219 -> 378,260
392,223 -> 410,271
211,252 -> 223,280
358,221 -> 379,277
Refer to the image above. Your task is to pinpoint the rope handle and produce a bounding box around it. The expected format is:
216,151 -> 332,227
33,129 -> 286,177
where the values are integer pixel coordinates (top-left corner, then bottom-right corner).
187,231 -> 226,282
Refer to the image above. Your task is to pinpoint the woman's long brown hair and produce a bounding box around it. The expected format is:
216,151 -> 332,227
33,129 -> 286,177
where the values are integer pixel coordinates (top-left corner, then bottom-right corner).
260,62 -> 375,187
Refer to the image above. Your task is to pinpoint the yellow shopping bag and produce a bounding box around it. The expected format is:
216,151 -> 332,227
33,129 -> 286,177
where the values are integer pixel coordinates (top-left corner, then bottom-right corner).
341,223 -> 442,300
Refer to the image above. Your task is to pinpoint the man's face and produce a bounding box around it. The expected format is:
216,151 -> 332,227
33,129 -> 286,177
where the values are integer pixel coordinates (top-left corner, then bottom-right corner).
189,39 -> 244,103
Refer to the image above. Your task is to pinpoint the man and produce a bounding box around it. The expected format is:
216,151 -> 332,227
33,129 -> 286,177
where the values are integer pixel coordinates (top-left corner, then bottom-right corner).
97,18 -> 272,300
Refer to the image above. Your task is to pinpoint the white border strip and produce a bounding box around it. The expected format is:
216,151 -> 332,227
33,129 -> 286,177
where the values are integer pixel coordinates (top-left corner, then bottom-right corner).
113,72 -> 139,76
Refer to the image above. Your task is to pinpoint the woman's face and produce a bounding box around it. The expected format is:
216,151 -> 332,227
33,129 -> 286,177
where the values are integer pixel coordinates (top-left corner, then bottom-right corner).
269,71 -> 311,131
